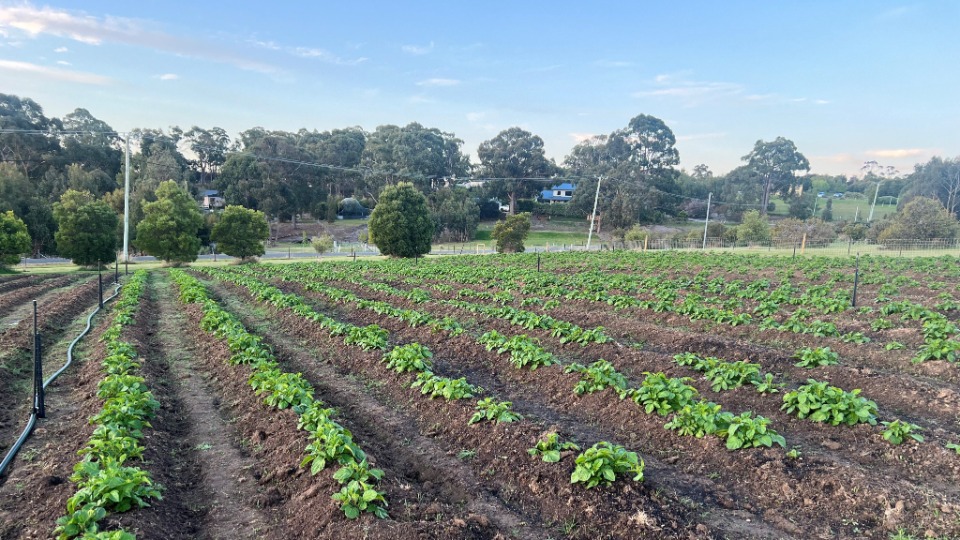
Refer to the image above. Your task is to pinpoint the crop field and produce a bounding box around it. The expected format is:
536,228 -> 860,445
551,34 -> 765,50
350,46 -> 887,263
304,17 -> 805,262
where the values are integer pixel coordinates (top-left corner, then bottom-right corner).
0,251 -> 959,539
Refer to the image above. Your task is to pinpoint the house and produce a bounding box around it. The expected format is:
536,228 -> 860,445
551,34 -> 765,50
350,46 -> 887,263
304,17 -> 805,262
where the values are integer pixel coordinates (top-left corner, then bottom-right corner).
539,183 -> 576,203
200,189 -> 225,210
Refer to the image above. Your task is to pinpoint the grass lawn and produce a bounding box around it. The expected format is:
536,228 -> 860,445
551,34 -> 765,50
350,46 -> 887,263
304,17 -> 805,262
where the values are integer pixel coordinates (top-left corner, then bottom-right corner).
769,196 -> 897,221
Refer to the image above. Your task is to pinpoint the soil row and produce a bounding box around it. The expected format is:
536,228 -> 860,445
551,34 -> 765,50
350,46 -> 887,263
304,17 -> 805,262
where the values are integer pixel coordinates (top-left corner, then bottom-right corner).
255,271 -> 959,540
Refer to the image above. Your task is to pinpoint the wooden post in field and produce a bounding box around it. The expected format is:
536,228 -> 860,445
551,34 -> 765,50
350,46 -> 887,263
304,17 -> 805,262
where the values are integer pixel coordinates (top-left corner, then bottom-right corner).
644,235 -> 648,252
801,233 -> 807,255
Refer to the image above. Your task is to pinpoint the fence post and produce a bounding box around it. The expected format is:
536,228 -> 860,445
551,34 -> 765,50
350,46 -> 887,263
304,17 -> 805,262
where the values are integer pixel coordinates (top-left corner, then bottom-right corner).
33,300 -> 45,418
115,255 -> 119,284
352,249 -> 356,262
537,253 -> 541,273
98,270 -> 103,309
851,253 -> 860,308
793,243 -> 797,259
847,238 -> 852,257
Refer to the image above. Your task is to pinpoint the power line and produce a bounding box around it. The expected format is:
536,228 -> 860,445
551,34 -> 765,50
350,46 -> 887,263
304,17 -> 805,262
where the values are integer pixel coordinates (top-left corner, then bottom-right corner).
2,127 -> 768,208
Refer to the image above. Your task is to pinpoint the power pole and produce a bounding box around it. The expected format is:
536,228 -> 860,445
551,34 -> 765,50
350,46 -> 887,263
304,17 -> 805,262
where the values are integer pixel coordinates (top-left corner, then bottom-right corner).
702,192 -> 712,249
868,180 -> 881,221
586,176 -> 602,250
122,133 -> 131,262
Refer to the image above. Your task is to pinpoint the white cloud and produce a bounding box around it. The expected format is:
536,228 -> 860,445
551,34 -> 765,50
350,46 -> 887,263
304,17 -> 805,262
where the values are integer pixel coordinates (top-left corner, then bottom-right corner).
292,46 -> 367,65
249,38 -> 280,51
55,59 -> 70,65
409,94 -> 434,104
158,73 -> 178,80
568,132 -> 597,143
595,60 -> 632,68
402,41 -> 433,55
417,78 -> 460,87
0,4 -> 278,73
865,148 -> 928,159
0,59 -> 109,84
466,111 -> 486,122
54,45 -> 67,52
635,79 -> 744,103
676,132 -> 727,142
814,99 -> 830,105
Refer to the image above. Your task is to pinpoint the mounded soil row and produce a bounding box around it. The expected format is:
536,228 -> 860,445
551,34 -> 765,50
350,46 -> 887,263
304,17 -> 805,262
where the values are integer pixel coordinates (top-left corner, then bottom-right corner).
259,270 -> 960,540
199,273 -> 715,540
0,277 -> 101,457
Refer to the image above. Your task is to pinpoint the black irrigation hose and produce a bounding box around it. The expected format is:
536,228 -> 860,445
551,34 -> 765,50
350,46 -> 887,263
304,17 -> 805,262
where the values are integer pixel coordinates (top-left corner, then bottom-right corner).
0,281 -> 123,478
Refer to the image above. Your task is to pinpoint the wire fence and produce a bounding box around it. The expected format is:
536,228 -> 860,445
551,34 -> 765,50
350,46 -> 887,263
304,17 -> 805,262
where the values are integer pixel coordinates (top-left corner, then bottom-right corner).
17,238 -> 960,268
579,238 -> 960,258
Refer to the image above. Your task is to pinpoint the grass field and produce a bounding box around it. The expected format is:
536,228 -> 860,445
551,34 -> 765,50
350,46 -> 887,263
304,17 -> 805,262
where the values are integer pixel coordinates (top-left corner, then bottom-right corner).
769,196 -> 898,221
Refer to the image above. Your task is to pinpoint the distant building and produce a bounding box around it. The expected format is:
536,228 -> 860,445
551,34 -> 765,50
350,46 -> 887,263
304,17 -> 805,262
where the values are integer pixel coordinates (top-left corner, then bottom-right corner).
200,189 -> 225,210
539,183 -> 576,203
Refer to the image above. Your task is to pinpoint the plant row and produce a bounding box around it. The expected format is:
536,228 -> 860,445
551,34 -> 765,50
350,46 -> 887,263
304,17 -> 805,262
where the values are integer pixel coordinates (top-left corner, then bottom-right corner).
198,268 -> 653,488
169,269 -> 388,519
56,270 -> 156,540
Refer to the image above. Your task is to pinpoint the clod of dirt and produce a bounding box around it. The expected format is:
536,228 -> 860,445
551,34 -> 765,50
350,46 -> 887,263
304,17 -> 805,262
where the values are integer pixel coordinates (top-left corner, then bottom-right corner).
821,439 -> 842,450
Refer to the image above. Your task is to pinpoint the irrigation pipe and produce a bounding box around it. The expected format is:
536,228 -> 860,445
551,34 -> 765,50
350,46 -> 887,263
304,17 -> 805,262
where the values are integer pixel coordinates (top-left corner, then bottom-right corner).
0,281 -> 123,478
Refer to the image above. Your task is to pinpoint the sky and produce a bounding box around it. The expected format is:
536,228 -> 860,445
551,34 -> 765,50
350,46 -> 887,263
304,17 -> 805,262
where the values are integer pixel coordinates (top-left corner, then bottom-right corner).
0,1 -> 957,178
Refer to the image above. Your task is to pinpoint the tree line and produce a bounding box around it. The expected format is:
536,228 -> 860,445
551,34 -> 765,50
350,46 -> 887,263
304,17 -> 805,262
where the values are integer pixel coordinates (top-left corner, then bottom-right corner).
1,92 -> 959,264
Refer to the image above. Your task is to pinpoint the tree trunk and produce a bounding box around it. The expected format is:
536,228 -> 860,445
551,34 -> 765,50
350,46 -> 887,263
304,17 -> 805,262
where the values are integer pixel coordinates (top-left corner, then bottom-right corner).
509,191 -> 517,215
761,176 -> 773,215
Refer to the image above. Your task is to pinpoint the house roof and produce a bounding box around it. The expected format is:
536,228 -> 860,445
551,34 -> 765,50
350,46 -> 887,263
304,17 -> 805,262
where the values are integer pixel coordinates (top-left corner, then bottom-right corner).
200,189 -> 220,197
551,182 -> 576,191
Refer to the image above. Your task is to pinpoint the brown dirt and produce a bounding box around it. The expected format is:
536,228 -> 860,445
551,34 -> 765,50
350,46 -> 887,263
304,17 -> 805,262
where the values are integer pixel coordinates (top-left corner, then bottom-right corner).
250,266 -> 960,540
0,277 -> 101,458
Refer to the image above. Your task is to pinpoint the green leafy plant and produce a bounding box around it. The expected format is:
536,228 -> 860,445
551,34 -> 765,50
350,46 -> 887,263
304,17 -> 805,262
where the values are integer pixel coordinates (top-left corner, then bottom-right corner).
885,341 -> 905,351
715,412 -> 786,450
382,343 -> 434,373
67,459 -> 162,514
331,460 -> 389,519
625,372 -> 698,416
946,442 -> 960,455
527,433 -> 580,463
343,324 -> 389,350
664,401 -> 725,438
793,346 -> 840,368
880,420 -> 924,445
751,373 -> 782,394
781,379 -> 878,426
469,398 -> 522,424
411,372 -> 479,400
564,360 -> 628,396
570,442 -> 644,488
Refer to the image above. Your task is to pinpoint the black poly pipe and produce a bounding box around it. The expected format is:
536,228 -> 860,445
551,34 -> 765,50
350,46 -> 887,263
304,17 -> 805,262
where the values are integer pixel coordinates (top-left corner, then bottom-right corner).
0,282 -> 122,478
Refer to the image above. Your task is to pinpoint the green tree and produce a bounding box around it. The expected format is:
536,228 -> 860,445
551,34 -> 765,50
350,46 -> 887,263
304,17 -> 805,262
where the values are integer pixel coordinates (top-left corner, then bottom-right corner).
742,137 -> 810,215
878,197 -> 960,241
0,163 -> 56,256
0,210 -> 31,266
136,180 -> 203,264
492,212 -> 532,253
368,182 -> 433,258
430,187 -> 480,242
53,190 -> 118,266
211,205 -> 269,261
736,210 -> 771,243
326,193 -> 339,223
902,156 -> 960,218
361,123 -> 469,196
771,218 -> 838,245
821,198 -> 834,222
311,234 -> 334,255
478,128 -> 555,215
565,114 -> 682,225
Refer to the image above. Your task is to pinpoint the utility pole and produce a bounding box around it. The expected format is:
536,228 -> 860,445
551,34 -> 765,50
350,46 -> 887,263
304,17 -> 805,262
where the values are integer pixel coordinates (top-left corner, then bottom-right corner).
868,180 -> 881,221
702,192 -> 712,249
586,176 -> 602,251
122,133 -> 132,262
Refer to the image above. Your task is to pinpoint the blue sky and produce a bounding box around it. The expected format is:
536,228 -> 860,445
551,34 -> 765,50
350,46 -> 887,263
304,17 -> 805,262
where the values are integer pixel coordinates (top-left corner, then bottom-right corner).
0,1 -> 957,177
